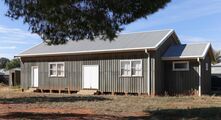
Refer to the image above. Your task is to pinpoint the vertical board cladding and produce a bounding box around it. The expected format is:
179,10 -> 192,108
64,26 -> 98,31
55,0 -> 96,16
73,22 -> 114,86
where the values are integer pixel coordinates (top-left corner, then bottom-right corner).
151,34 -> 180,95
201,53 -> 211,94
21,51 -> 149,93
164,60 -> 200,95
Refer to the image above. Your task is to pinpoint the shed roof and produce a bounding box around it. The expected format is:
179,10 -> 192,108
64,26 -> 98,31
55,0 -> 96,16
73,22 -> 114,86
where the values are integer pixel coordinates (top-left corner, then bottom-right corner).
162,43 -> 213,60
212,63 -> 221,75
0,69 -> 9,75
18,29 -> 175,57
212,63 -> 221,67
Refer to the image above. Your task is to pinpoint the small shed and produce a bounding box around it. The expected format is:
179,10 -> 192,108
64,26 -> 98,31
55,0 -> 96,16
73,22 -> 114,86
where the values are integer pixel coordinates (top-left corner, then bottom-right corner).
0,69 -> 9,84
211,63 -> 221,90
9,68 -> 21,86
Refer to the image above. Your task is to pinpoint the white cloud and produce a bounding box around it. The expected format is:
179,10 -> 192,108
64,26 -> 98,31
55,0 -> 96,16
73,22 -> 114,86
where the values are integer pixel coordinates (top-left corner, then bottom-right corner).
125,0 -> 221,31
0,25 -> 41,58
0,46 -> 16,49
0,25 -> 38,37
1,40 -> 29,44
180,35 -> 221,50
0,53 -> 15,59
180,35 -> 212,43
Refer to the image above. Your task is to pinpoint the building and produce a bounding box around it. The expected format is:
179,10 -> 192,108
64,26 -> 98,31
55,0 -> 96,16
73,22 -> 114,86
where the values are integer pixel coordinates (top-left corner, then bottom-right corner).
17,29 -> 215,96
0,69 -> 9,84
211,63 -> 221,90
9,68 -> 21,86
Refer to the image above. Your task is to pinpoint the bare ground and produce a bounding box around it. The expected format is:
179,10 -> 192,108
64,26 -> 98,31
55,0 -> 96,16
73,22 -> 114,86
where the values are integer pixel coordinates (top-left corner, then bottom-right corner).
0,86 -> 221,120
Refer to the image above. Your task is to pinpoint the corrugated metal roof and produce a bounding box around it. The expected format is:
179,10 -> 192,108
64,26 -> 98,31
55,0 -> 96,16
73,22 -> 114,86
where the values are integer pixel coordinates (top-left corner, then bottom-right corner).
212,63 -> 221,67
212,63 -> 221,75
0,69 -> 9,75
212,66 -> 221,74
18,29 -> 174,57
162,43 -> 210,60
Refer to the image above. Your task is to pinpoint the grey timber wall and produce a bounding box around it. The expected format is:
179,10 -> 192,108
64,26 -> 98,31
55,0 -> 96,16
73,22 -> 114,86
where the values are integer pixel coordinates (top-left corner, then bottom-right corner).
201,53 -> 211,94
164,60 -> 199,95
150,34 -> 180,95
21,51 -> 149,93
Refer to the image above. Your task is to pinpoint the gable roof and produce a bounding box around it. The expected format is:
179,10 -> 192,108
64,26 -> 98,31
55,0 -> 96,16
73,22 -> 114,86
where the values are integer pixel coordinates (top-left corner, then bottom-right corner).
162,43 -> 215,61
18,29 -> 177,57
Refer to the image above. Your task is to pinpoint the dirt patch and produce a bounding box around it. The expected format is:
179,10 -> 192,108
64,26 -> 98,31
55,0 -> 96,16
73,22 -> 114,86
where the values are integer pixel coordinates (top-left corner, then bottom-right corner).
0,87 -> 221,119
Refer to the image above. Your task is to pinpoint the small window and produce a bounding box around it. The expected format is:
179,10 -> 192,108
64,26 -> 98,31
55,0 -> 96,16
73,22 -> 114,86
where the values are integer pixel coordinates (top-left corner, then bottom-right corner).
57,63 -> 65,77
120,60 -> 142,76
49,62 -> 65,77
206,63 -> 209,71
173,61 -> 189,71
121,61 -> 131,76
131,61 -> 142,76
49,64 -> 57,76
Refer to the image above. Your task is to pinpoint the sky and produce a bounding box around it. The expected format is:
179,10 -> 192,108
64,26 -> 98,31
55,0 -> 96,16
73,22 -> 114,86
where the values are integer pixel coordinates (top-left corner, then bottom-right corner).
0,0 -> 221,59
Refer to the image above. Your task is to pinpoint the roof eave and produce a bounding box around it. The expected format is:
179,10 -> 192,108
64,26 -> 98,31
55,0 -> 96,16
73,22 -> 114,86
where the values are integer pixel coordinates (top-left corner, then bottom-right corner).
162,56 -> 204,61
17,47 -> 156,57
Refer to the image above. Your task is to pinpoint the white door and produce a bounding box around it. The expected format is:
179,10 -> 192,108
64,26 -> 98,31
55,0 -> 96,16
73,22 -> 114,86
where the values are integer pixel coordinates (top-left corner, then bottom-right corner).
32,66 -> 39,87
83,65 -> 99,89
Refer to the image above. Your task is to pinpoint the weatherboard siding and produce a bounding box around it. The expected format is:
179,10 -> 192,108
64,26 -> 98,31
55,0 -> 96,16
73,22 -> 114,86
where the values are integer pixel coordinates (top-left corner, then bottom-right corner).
201,53 -> 211,94
21,51 -> 149,93
151,34 -> 179,95
164,52 -> 211,95
164,60 -> 199,94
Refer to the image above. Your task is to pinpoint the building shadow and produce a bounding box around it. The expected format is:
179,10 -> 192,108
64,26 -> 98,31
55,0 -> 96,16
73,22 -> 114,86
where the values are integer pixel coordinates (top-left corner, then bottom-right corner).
0,95 -> 111,104
0,112 -> 119,120
1,107 -> 221,120
124,107 -> 221,120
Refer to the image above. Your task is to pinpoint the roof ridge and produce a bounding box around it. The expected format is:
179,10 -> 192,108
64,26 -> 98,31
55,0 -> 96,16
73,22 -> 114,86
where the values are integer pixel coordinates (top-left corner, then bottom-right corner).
119,29 -> 173,35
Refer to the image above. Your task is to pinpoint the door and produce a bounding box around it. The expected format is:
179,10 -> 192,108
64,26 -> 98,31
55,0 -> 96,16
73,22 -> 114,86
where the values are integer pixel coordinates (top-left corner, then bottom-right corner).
32,66 -> 39,87
83,65 -> 99,89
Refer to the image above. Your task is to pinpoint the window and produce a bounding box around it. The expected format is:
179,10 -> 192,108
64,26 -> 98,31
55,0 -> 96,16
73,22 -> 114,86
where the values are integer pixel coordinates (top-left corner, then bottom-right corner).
121,61 -> 131,76
49,64 -> 57,76
49,62 -> 65,77
121,60 -> 142,76
206,63 -> 209,71
132,61 -> 142,76
173,61 -> 189,71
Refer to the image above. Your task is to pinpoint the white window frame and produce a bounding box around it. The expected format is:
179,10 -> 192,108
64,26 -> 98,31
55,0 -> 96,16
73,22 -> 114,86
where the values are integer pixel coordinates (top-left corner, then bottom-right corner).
48,62 -> 65,77
120,59 -> 142,77
206,63 -> 209,71
172,61 -> 189,71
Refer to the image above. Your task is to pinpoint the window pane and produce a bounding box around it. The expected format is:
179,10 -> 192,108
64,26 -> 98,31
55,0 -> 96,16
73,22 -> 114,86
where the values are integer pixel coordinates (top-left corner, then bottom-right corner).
57,64 -> 64,71
174,63 -> 187,69
132,61 -> 142,76
50,64 -> 56,70
50,70 -> 56,76
58,71 -> 64,76
121,61 -> 130,76
206,63 -> 209,71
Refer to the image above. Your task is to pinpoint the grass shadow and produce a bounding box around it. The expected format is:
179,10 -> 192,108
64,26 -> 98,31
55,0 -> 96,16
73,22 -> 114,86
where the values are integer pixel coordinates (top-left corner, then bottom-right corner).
0,95 -> 111,104
124,107 -> 221,120
0,112 -> 119,120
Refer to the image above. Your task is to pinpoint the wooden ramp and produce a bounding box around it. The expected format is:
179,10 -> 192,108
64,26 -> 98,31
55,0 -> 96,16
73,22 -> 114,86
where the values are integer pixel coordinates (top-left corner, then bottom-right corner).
77,89 -> 97,95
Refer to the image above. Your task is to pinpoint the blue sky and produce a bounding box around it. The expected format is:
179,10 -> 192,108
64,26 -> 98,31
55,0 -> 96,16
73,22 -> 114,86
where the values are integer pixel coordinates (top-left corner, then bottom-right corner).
0,0 -> 221,59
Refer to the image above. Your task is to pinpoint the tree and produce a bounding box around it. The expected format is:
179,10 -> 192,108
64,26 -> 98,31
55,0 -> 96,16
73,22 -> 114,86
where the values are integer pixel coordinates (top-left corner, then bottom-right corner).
0,57 -> 10,69
5,59 -> 20,70
4,0 -> 171,45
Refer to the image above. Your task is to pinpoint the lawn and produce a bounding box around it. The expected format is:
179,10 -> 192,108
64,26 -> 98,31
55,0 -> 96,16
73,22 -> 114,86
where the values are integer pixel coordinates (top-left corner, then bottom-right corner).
0,86 -> 221,120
